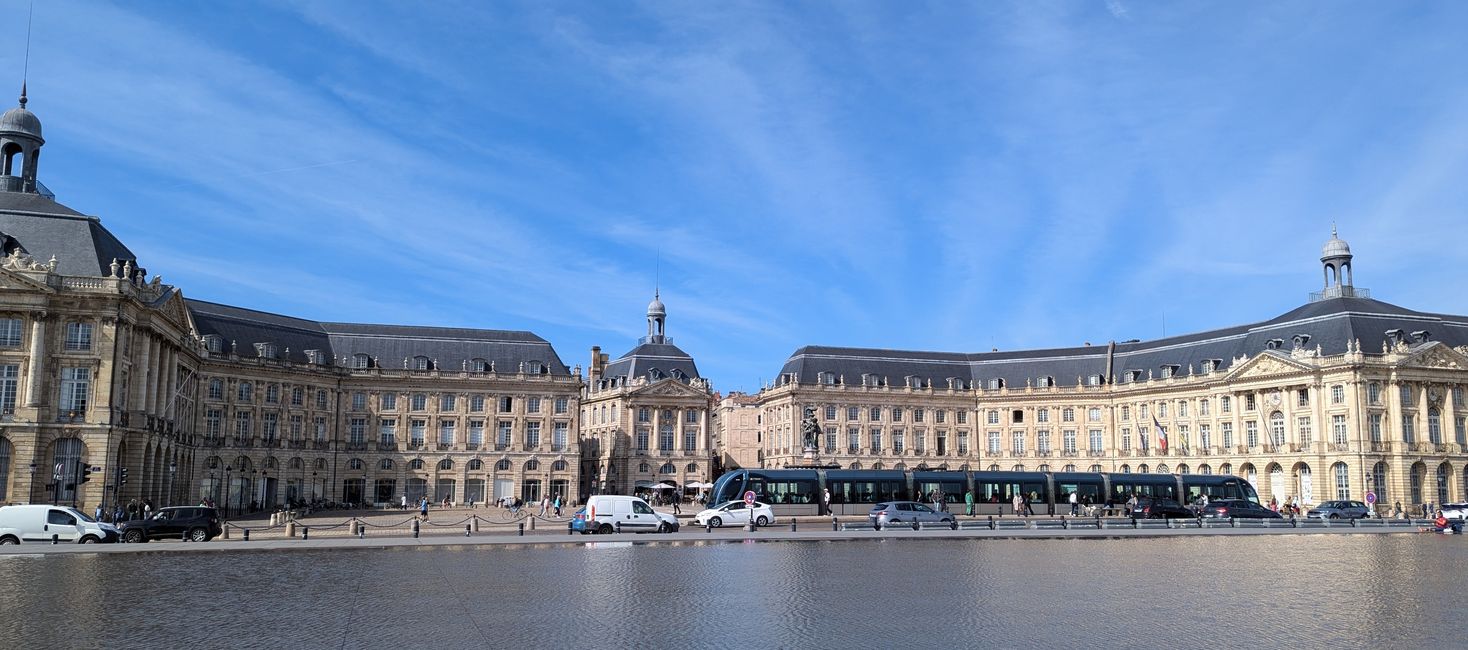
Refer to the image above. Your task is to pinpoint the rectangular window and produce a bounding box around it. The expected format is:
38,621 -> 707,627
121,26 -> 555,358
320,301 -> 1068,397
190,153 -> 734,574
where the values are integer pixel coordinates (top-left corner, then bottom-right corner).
1010,430 -> 1025,454
441,394 -> 457,412
987,431 -> 1000,454
936,410 -> 946,424
498,421 -> 513,448
1296,417 -> 1312,444
847,427 -> 860,452
1222,422 -> 1234,448
1245,394 -> 1256,411
1088,407 -> 1101,422
238,382 -> 253,402
290,415 -> 303,439
501,396 -> 514,413
1221,396 -> 1231,413
1297,389 -> 1309,407
348,418 -> 366,443
1199,399 -> 1210,416
1369,383 -> 1382,405
555,397 -> 570,414
658,426 -> 673,451
1401,414 -> 1415,444
1331,385 -> 1345,404
0,318 -> 20,346
638,407 -> 650,423
1399,384 -> 1412,406
410,394 -> 427,411
1062,408 -> 1075,422
379,419 -> 397,444
686,409 -> 698,424
314,416 -> 327,441
1454,387 -> 1464,407
528,397 -> 542,414
1121,428 -> 1131,451
636,428 -> 649,451
291,387 -> 304,407
870,427 -> 883,453
0,364 -> 16,413
1140,404 -> 1148,419
684,428 -> 698,452
1177,424 -> 1189,449
469,421 -> 485,445
1245,421 -> 1258,447
1037,430 -> 1051,453
1177,401 -> 1188,418
439,421 -> 455,445
914,429 -> 926,453
265,384 -> 279,404
469,395 -> 485,412
234,411 -> 251,437
208,380 -> 224,400
351,392 -> 366,411
957,431 -> 969,455
1369,414 -> 1383,442
1456,417 -> 1466,445
847,407 -> 860,421
1037,409 -> 1050,424
262,413 -> 279,440
1332,415 -> 1348,445
1157,403 -> 1167,418
892,429 -> 905,454
205,409 -> 221,437
956,411 -> 967,424
825,406 -> 837,420
987,410 -> 999,425
913,409 -> 925,423
1199,424 -> 1211,448
1089,429 -> 1102,452
1139,426 -> 1150,450
64,322 -> 93,351
380,393 -> 397,410
59,367 -> 91,412
1121,406 -> 1131,421
556,423 -> 571,451
872,407 -> 883,421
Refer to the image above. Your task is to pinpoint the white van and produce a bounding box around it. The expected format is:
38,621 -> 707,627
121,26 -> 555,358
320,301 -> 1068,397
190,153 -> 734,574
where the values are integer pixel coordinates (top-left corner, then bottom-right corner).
0,504 -> 121,545
582,495 -> 679,534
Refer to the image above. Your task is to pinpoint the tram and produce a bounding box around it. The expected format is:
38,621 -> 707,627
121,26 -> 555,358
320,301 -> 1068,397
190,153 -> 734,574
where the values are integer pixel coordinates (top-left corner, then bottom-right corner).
708,468 -> 1260,517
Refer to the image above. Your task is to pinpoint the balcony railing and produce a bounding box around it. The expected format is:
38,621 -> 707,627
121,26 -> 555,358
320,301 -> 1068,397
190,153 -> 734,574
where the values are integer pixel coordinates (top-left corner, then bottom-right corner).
1087,449 -> 1106,457
288,440 -> 306,450
345,442 -> 367,451
312,441 -> 330,450
1328,442 -> 1351,452
1369,441 -> 1391,453
407,441 -> 425,450
232,438 -> 254,448
1060,450 -> 1078,457
203,436 -> 225,447
377,441 -> 398,451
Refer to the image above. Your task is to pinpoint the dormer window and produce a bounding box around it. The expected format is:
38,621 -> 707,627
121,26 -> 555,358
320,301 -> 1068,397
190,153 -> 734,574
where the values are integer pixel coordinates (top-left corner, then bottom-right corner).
1036,376 -> 1054,388
1411,330 -> 1430,343
1085,374 -> 1102,387
648,368 -> 664,381
526,360 -> 545,375
1265,339 -> 1284,350
986,378 -> 1004,390
253,342 -> 277,360
304,349 -> 323,365
352,353 -> 371,369
671,369 -> 686,381
1201,359 -> 1221,373
413,356 -> 432,371
204,335 -> 224,354
1292,334 -> 1311,349
1159,365 -> 1179,378
1126,369 -> 1143,383
1385,329 -> 1404,347
470,358 -> 489,373
819,371 -> 837,386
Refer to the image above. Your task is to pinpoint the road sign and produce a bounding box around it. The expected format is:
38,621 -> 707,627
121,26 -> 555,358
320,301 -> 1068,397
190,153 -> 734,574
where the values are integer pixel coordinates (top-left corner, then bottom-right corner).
743,490 -> 756,506
1366,491 -> 1377,505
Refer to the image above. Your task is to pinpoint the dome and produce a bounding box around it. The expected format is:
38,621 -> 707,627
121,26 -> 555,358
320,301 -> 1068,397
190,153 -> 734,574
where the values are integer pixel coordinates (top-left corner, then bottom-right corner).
647,294 -> 666,316
0,106 -> 42,141
1321,230 -> 1351,259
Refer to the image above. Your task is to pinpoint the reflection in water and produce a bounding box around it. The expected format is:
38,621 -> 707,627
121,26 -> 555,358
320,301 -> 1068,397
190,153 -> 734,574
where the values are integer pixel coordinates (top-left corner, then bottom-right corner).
1,535 -> 1466,648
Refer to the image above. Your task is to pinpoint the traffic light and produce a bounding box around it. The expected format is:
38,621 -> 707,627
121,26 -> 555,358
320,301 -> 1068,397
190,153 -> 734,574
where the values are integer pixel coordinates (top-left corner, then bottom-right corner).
120,467 -> 129,486
79,461 -> 93,484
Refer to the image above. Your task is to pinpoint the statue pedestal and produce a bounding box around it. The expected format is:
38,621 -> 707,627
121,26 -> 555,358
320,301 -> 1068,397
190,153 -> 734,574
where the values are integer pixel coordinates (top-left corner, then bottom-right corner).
803,447 -> 817,463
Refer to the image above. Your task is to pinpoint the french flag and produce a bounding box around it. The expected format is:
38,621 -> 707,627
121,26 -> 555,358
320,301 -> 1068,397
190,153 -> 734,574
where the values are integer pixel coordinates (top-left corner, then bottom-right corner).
1154,417 -> 1168,452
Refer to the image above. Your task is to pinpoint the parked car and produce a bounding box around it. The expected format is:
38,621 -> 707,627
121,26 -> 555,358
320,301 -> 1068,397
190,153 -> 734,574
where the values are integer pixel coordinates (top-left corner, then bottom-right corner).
0,504 -> 120,544
1200,499 -> 1282,519
1128,497 -> 1194,519
868,501 -> 955,529
119,506 -> 222,543
1439,503 -> 1468,521
580,495 -> 679,534
1306,500 -> 1371,520
692,501 -> 775,528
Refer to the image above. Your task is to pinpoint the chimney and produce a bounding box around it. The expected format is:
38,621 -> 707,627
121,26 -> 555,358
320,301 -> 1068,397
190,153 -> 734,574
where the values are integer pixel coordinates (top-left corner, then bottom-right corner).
590,346 -> 605,380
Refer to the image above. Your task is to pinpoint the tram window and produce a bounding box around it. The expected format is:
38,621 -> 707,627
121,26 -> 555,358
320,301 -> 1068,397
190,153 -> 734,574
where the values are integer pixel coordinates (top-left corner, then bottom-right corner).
1021,482 -> 1046,503
1058,482 -> 1102,504
748,478 -> 819,505
915,480 -> 966,504
828,480 -> 906,504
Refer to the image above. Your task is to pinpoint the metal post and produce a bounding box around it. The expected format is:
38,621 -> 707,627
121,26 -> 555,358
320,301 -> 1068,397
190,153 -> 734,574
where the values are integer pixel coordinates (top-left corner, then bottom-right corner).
832,517 -> 838,531
465,524 -> 471,537
243,528 -> 250,542
302,526 -> 309,540
518,522 -> 525,536
791,519 -> 797,532
412,519 -> 420,538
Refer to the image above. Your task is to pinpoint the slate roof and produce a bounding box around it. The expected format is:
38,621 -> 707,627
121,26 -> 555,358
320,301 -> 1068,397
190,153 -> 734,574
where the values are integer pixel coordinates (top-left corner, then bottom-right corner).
602,341 -> 702,383
777,296 -> 1468,388
187,299 -> 571,375
0,191 -> 139,276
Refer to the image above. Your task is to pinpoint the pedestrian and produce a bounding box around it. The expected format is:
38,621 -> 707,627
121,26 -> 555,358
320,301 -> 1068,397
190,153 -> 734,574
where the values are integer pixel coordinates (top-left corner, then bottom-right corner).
143,500 -> 153,519
936,489 -> 947,513
672,494 -> 682,515
964,489 -> 975,517
400,494 -> 407,511
1393,501 -> 1403,519
540,496 -> 550,517
1024,491 -> 1036,516
822,488 -> 832,516
94,504 -> 103,521
1012,492 -> 1024,517
1069,490 -> 1079,516
553,495 -> 562,518
420,496 -> 430,521
1126,493 -> 1138,515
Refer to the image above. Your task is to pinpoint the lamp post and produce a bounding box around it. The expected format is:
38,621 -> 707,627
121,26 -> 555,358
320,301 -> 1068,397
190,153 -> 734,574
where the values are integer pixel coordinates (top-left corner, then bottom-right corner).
261,469 -> 269,510
249,469 -> 258,513
28,463 -> 36,504
311,471 -> 318,505
209,471 -> 217,508
224,465 -> 233,518
167,462 -> 177,507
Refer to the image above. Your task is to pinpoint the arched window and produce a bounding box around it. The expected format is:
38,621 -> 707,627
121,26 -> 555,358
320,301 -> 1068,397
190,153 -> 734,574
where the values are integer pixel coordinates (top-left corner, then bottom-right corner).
467,459 -> 483,471
659,463 -> 675,474
438,459 -> 453,471
872,462 -> 885,470
894,463 -> 907,471
1063,464 -> 1075,472
638,462 -> 650,473
552,460 -> 568,472
1269,411 -> 1286,446
1220,462 -> 1232,476
1089,464 -> 1102,473
1156,464 -> 1169,474
1120,464 -> 1131,474
50,438 -> 86,502
264,457 -> 278,470
685,463 -> 698,473
409,458 -> 424,470
524,459 -> 540,472
988,464 -> 1000,472
1198,464 -> 1212,475
1175,464 -> 1188,475
1411,463 -> 1426,505
849,462 -> 862,470
496,459 -> 511,471
1137,464 -> 1148,474
1436,462 -> 1452,505
348,458 -> 364,470
207,456 -> 222,469
1036,464 -> 1049,472
1371,462 -> 1388,502
1333,462 -> 1350,500
1011,464 -> 1024,472
314,458 -> 327,471
379,458 -> 394,470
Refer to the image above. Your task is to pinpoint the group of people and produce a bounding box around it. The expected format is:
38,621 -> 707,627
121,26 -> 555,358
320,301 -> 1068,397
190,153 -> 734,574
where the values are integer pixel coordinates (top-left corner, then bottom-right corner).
94,498 -> 158,523
1266,496 -> 1304,516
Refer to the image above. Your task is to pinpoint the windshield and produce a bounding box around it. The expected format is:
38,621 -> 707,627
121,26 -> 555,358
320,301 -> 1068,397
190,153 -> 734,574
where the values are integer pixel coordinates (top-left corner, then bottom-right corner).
66,507 -> 97,523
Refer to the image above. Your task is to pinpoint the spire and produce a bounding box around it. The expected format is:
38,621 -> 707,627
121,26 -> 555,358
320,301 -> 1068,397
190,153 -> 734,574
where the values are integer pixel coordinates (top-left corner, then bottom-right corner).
18,82 -> 25,109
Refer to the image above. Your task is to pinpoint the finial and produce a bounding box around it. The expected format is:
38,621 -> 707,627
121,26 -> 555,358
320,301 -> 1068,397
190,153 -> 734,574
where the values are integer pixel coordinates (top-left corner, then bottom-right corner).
1331,221 -> 1337,238
18,82 -> 26,109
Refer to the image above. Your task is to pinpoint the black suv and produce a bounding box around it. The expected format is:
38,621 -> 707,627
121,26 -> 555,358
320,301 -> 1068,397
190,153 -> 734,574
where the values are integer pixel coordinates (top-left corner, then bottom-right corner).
119,506 -> 222,543
1200,499 -> 1282,519
1128,497 -> 1195,519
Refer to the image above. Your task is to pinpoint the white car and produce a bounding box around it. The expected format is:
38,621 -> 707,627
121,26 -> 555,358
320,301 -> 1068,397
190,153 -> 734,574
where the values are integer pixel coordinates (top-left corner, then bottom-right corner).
692,501 -> 775,528
1442,503 -> 1468,521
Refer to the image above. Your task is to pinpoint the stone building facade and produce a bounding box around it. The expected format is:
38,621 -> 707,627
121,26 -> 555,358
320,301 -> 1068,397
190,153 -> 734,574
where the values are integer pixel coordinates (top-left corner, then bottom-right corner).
711,391 -> 761,471
580,295 -> 715,497
0,93 -> 583,514
758,232 -> 1468,514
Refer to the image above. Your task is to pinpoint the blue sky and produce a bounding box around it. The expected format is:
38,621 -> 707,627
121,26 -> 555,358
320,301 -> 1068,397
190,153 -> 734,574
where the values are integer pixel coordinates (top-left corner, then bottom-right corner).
5,1 -> 1468,392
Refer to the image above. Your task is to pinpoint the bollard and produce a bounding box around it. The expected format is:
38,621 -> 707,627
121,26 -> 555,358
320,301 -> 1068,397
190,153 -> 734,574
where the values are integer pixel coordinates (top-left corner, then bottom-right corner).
911,520 -> 919,531
950,519 -> 958,531
473,517 -> 480,533
302,526 -> 309,540
243,529 -> 250,542
412,519 -> 420,539
358,525 -> 365,540
530,517 -> 536,531
519,522 -> 525,536
224,525 -> 231,540
1230,517 -> 1237,528
286,521 -> 296,538
1131,517 -> 1138,529
791,519 -> 797,532
745,517 -> 756,533
52,534 -> 58,545
1291,516 -> 1298,529
1061,516 -> 1068,530
988,515 -> 995,530
465,524 -> 471,538
833,517 -> 839,532
706,520 -> 712,533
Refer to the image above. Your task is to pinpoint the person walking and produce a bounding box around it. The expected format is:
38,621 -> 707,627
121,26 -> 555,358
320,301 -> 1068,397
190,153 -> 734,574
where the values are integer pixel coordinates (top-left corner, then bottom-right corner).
420,496 -> 430,521
1069,490 -> 1079,516
400,494 -> 407,511
822,488 -> 832,516
964,489 -> 975,517
553,495 -> 562,518
1012,492 -> 1024,517
1024,492 -> 1036,516
1393,501 -> 1404,519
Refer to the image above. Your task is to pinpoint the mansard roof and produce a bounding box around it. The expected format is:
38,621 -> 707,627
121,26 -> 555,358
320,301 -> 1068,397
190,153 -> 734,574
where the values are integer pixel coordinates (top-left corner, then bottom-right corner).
602,341 -> 701,383
187,298 -> 571,375
0,192 -> 139,276
777,296 -> 1468,388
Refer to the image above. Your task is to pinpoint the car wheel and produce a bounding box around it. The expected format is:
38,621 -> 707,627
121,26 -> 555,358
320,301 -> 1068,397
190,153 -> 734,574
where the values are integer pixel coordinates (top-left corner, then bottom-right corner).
0,536 -> 17,545
188,528 -> 209,543
657,522 -> 669,534
710,516 -> 723,528
123,529 -> 144,544
756,515 -> 769,527
1328,513 -> 1339,520
79,536 -> 98,544
596,524 -> 613,535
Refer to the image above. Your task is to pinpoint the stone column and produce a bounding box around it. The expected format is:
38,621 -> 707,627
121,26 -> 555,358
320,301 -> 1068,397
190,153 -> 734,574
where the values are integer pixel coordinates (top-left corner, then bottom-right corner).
24,312 -> 45,407
652,406 -> 662,455
150,340 -> 165,416
132,332 -> 151,413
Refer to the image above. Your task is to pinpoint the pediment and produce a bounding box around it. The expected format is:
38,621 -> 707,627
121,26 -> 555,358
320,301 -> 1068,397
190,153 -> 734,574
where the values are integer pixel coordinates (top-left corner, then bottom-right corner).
1400,342 -> 1468,371
1226,352 -> 1313,380
0,267 -> 55,293
153,288 -> 197,333
629,378 -> 708,399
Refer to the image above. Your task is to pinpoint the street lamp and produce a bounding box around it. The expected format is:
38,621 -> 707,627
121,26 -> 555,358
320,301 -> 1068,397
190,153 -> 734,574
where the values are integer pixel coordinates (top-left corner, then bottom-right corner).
28,463 -> 36,504
249,469 -> 258,513
224,465 -> 233,518
261,469 -> 269,510
311,471 -> 318,505
167,462 -> 177,507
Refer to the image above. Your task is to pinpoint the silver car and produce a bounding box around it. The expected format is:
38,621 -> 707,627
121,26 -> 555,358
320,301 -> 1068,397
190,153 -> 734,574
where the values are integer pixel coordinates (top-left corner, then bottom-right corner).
1441,503 -> 1468,520
1306,500 -> 1371,520
869,501 -> 954,529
